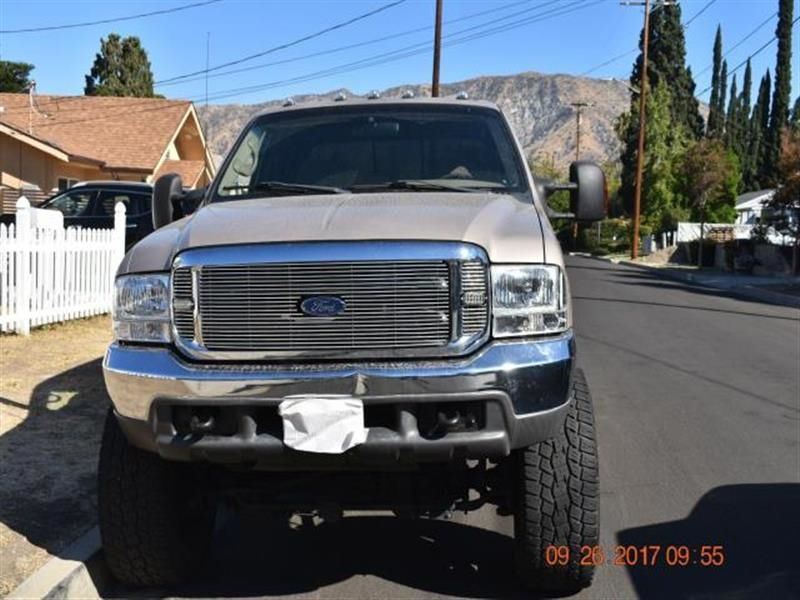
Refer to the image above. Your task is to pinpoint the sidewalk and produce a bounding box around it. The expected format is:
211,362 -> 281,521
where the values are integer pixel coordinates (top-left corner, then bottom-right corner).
575,253 -> 800,308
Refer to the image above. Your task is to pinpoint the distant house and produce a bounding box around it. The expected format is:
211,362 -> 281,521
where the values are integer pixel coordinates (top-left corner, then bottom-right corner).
735,189 -> 775,225
0,93 -> 215,212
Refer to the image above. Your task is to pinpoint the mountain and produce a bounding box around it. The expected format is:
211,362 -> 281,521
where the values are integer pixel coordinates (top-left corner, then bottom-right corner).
197,71 -> 632,171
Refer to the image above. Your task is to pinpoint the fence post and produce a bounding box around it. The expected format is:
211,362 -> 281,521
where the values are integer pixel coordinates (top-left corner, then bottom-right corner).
15,196 -> 31,335
113,201 -> 126,272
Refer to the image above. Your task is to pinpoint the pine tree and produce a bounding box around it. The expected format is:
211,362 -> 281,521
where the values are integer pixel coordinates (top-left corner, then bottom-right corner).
0,61 -> 35,93
84,34 -> 156,97
707,26 -> 723,137
764,0 -> 794,184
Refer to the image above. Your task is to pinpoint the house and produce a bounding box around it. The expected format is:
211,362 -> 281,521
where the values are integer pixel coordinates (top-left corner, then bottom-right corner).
735,189 -> 775,225
0,93 -> 215,212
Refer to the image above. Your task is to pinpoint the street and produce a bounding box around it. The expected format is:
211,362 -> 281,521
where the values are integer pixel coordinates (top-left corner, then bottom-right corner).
111,256 -> 800,600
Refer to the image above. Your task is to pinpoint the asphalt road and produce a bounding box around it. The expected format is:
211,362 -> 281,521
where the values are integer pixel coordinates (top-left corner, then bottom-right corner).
112,256 -> 800,600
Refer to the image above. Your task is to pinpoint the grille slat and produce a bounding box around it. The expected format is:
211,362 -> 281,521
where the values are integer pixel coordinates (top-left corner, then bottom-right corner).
172,255 -> 489,357
198,261 -> 451,352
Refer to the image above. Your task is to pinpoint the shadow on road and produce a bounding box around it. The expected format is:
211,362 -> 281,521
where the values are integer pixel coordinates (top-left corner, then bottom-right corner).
109,513 -> 538,599
0,358 -> 109,591
618,483 -> 800,599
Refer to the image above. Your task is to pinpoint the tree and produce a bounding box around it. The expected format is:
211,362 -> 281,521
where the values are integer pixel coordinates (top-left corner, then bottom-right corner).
84,34 -> 156,97
750,70 -> 772,188
724,75 -> 739,151
791,96 -> 800,132
717,60 -> 728,136
618,4 -> 703,211
707,26 -> 724,137
0,61 -> 34,93
677,139 -> 740,266
765,0 -> 794,184
768,129 -> 800,273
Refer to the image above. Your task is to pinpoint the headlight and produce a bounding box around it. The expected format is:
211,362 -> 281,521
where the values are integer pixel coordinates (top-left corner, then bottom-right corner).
491,265 -> 567,337
113,274 -> 171,342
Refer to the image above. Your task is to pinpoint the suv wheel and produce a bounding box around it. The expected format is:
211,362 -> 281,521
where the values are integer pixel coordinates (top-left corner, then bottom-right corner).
513,368 -> 600,593
98,410 -> 214,586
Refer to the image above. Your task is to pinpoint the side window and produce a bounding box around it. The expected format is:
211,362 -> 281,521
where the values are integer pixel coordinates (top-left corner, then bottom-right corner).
47,190 -> 94,216
95,191 -> 150,217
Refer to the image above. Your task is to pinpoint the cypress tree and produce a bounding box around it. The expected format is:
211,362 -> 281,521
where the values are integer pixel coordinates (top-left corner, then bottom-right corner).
738,60 -> 754,186
618,3 -> 704,209
791,96 -> 800,132
753,71 -> 772,188
707,26 -> 723,137
765,0 -> 794,183
717,60 -> 728,137
725,75 -> 739,151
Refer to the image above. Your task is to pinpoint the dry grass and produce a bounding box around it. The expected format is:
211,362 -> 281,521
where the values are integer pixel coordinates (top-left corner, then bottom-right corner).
0,316 -> 111,596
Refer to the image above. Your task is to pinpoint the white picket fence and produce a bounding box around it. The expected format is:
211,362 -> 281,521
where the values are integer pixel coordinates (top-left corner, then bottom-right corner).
0,196 -> 126,335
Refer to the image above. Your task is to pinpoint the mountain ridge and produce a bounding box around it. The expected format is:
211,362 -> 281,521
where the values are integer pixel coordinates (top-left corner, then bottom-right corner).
197,71 -> 632,170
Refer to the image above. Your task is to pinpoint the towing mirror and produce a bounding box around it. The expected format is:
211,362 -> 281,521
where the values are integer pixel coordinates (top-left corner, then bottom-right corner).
152,173 -> 183,229
542,161 -> 607,223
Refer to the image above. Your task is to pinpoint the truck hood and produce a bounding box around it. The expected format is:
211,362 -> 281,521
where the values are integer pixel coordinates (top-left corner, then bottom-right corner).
119,192 -> 546,273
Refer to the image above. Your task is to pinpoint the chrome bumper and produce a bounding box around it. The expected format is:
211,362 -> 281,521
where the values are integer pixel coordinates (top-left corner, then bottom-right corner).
103,332 -> 575,462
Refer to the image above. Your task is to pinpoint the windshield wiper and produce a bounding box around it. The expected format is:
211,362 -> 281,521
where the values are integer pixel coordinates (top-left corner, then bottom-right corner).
221,181 -> 349,195
349,180 -> 476,193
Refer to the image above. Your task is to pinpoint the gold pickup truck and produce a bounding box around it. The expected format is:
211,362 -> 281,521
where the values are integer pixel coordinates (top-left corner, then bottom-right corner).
99,95 -> 605,593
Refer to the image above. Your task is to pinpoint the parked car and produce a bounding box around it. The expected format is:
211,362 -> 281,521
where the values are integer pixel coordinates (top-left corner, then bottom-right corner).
99,97 -> 606,594
1,181 -> 154,248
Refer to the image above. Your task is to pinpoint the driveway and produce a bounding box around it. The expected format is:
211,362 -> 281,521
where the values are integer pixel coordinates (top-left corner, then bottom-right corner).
103,256 -> 799,599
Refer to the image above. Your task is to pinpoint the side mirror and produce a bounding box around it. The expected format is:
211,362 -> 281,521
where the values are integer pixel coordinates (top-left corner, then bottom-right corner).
541,161 -> 606,223
568,161 -> 606,222
152,173 -> 183,229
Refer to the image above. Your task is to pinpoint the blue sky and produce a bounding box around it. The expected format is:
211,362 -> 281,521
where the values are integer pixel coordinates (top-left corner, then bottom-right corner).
1,0 -> 797,107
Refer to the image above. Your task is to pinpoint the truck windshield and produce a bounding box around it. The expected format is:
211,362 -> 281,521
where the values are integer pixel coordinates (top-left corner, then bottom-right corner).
214,105 -> 528,199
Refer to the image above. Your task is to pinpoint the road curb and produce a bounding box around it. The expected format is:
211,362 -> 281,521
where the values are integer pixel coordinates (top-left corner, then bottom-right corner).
7,527 -> 108,600
571,253 -> 800,308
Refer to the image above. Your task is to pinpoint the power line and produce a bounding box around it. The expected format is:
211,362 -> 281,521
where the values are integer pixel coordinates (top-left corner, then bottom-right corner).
578,0 -> 716,79
21,0 -> 602,127
696,15 -> 799,98
694,11 -> 777,79
154,0 -> 409,85
0,0 -> 222,34
155,0 -> 545,89
9,0 -> 580,115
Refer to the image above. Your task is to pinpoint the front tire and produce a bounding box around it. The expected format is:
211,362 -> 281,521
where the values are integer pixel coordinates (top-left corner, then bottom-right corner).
513,368 -> 600,593
97,410 -> 214,586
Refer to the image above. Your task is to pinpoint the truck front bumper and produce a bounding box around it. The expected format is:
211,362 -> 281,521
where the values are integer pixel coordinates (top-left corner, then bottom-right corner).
103,332 -> 575,466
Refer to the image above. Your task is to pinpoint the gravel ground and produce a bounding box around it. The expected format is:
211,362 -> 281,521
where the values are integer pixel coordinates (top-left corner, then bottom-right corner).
0,317 -> 111,596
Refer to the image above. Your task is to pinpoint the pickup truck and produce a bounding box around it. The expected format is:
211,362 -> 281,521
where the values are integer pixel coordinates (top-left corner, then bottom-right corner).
100,96 -> 605,593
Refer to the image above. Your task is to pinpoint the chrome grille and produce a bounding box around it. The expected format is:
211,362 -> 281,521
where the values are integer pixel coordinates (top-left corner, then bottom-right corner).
197,261 -> 451,352
460,261 -> 488,336
172,269 -> 194,340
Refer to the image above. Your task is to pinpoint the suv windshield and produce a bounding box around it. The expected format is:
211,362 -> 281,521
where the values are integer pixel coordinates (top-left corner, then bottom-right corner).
214,105 -> 528,199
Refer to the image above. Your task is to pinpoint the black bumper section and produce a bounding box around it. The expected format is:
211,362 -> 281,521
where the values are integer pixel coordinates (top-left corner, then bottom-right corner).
116,390 -> 571,468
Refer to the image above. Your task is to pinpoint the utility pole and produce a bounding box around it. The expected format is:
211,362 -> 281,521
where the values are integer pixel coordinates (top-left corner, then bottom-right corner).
622,0 -> 675,259
570,101 -> 591,161
431,0 -> 443,97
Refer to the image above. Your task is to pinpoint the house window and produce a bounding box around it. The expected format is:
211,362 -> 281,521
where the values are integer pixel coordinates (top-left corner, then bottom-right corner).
57,177 -> 79,191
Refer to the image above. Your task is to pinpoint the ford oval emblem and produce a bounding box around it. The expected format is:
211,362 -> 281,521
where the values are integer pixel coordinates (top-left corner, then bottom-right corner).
300,295 -> 347,317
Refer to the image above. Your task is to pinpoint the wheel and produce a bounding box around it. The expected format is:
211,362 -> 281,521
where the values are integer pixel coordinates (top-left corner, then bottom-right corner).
513,368 -> 600,593
97,410 -> 214,586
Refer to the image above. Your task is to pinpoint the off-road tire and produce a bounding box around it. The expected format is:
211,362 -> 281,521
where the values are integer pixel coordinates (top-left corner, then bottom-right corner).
98,410 -> 214,586
513,368 -> 599,593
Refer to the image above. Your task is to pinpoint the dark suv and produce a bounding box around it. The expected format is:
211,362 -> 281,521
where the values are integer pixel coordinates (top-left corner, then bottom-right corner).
33,181 -> 153,248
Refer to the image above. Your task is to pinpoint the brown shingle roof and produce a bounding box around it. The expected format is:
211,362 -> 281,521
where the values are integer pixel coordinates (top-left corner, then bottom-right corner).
154,159 -> 206,187
0,93 -> 191,171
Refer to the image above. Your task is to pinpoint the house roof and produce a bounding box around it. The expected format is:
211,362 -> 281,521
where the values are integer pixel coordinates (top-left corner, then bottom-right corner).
154,159 -> 206,187
0,93 -> 192,171
735,189 -> 775,207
